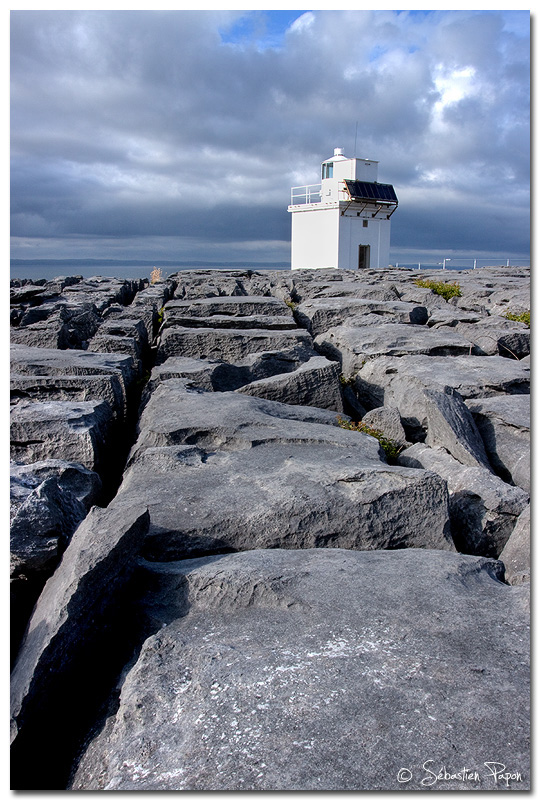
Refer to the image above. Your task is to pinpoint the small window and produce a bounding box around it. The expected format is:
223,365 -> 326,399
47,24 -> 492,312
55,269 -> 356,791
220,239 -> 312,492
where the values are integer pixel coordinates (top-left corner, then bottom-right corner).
363,220 -> 368,228
321,162 -> 333,180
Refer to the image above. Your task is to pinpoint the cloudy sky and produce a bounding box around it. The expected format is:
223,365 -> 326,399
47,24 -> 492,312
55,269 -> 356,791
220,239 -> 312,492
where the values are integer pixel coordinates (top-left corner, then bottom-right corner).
10,8 -> 530,266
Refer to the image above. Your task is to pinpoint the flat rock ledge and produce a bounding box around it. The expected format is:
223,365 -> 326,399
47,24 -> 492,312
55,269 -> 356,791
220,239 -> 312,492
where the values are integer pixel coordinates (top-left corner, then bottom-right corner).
71,548 -> 529,791
10,267 -> 530,790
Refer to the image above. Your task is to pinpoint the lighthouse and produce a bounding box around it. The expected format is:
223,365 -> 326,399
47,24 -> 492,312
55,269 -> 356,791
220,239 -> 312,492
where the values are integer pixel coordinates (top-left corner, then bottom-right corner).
288,148 -> 398,270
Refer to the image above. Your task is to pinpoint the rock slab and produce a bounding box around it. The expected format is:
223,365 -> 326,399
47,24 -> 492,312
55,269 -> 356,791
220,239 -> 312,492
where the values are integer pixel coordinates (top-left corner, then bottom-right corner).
71,547 -> 530,791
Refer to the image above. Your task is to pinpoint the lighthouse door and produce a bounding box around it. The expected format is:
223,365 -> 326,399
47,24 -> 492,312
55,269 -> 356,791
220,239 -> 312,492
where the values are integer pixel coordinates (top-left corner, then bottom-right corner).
358,245 -> 370,269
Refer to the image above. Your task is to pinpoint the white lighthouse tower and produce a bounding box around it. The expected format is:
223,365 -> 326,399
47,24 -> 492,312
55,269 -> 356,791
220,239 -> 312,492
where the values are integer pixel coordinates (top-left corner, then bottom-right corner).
288,148 -> 398,270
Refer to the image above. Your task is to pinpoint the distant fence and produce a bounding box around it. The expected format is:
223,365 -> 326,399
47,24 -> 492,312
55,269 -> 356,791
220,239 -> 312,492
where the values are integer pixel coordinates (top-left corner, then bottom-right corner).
391,258 -> 530,271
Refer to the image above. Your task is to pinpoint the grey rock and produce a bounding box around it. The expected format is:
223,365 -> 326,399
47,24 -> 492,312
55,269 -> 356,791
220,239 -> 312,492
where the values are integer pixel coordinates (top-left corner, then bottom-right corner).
314,323 -> 475,376
466,395 -> 530,492
10,504 -> 150,746
10,312 -> 68,349
130,380 -> 358,458
354,362 -> 495,468
361,406 -> 408,447
500,504 -> 530,585
10,344 -> 137,392
163,313 -> 296,331
484,287 -> 530,317
123,383 -> 453,558
455,317 -> 530,358
293,279 -> 400,303
294,298 -> 428,336
164,295 -> 292,320
144,346 -> 318,398
10,399 -> 114,472
393,284 -> 449,310
423,387 -> 492,469
397,443 -> 529,557
10,459 -> 101,517
426,307 -> 485,327
120,442 -> 452,561
71,547 -> 529,791
236,356 -> 343,411
157,326 -> 313,364
355,354 -> 530,410
11,373 -> 128,421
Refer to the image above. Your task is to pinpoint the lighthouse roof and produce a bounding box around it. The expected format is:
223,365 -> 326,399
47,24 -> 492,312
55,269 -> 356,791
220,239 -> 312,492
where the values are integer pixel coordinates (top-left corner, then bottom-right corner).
322,147 -> 348,163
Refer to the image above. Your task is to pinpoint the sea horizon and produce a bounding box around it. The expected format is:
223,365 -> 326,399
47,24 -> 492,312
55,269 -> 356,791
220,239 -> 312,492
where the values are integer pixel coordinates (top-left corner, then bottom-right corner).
10,257 -> 530,283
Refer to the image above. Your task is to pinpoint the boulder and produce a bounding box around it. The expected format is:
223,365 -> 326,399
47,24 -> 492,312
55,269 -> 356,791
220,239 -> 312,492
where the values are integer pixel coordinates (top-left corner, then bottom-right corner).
397,443 -> 529,557
119,441 -> 453,561
354,366 -> 493,468
10,504 -> 150,789
163,313 -> 296,331
10,373 -> 128,421
500,504 -> 530,585
10,400 -> 114,473
422,387 -> 492,469
455,317 -> 530,358
355,354 -> 530,410
10,344 -> 137,392
294,298 -> 428,336
71,547 -> 529,791
10,459 -> 101,518
163,295 -> 292,321
157,327 -> 313,364
130,380 -> 363,457
466,395 -> 530,492
236,356 -> 343,411
360,406 -> 408,448
314,324 -> 475,376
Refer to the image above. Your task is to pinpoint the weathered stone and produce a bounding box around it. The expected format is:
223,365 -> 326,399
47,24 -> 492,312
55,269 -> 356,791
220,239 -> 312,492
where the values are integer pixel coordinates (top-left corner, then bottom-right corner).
397,443 -> 528,557
131,380 -> 357,457
294,298 -> 428,336
466,395 -> 530,492
355,354 -> 530,410
484,287 -> 530,317
10,400 -> 114,472
120,382 -> 453,559
10,504 -> 150,778
455,317 -> 530,358
144,346 -> 319,398
500,504 -> 530,585
10,373 -> 127,421
10,459 -> 101,518
164,313 -> 296,331
71,547 -> 529,791
315,324 -> 475,376
426,307 -> 484,328
422,387 -> 492,469
164,295 -> 292,321
236,356 -> 343,411
10,312 -> 68,349
10,344 -> 137,393
157,326 -> 313,364
291,278 -> 400,303
360,406 -> 408,447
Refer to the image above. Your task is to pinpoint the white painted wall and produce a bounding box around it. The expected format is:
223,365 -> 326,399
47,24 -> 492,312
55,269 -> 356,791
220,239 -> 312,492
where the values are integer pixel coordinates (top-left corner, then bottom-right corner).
290,205 -> 339,269
337,212 -> 392,270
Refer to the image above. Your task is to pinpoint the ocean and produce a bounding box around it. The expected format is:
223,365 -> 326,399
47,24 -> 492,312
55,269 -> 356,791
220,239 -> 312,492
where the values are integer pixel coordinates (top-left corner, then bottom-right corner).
10,259 -> 529,282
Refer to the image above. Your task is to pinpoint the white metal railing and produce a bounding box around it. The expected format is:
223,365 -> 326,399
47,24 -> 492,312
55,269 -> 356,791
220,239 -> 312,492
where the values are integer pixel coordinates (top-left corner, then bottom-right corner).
290,184 -> 322,205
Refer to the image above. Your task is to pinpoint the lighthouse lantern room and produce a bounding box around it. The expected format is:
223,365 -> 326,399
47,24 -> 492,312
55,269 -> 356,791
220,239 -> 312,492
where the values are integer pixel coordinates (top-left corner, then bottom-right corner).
288,148 -> 398,270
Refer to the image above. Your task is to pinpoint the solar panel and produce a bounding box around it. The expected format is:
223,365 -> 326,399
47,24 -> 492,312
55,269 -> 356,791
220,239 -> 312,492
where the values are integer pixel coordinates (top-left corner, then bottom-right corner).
344,180 -> 398,204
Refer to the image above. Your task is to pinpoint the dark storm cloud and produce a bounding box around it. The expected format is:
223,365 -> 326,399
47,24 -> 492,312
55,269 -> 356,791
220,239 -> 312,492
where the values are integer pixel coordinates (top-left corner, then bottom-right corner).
10,9 -> 530,261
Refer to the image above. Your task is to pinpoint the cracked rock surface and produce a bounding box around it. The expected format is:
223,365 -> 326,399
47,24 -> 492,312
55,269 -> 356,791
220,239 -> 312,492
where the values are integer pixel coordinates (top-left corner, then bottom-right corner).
10,267 -> 530,790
